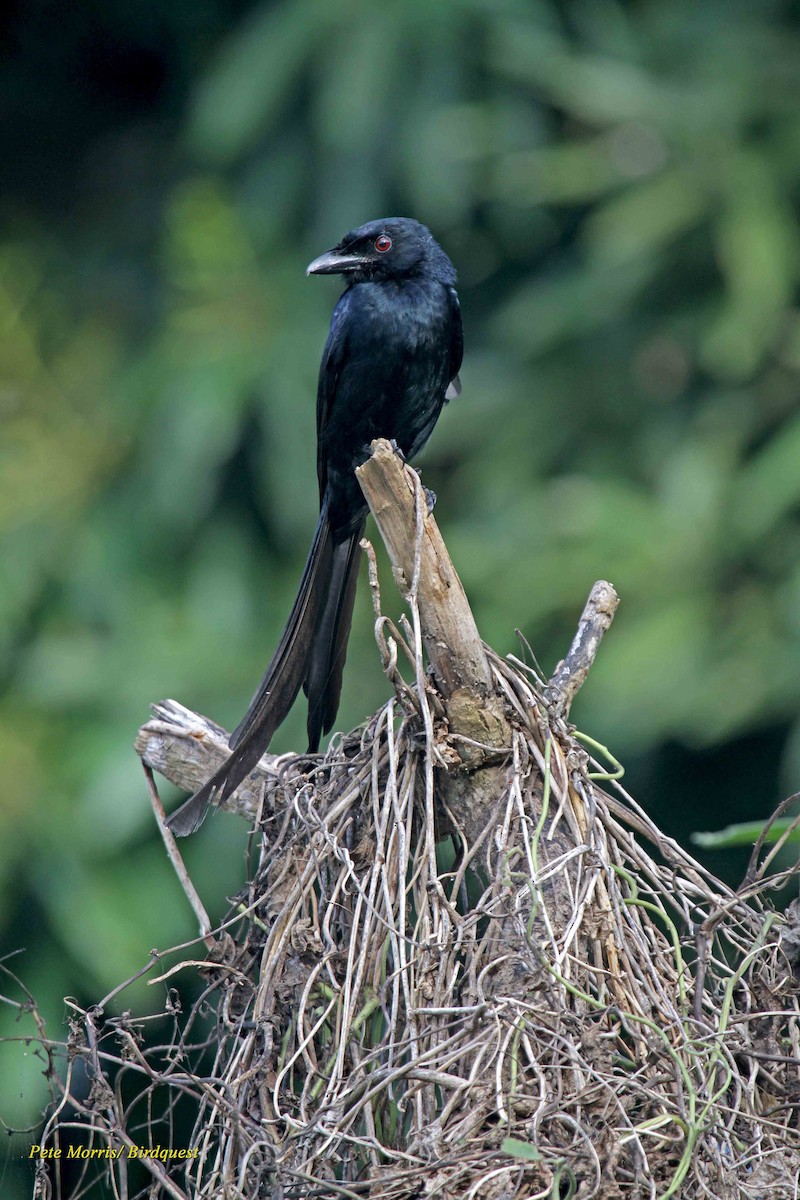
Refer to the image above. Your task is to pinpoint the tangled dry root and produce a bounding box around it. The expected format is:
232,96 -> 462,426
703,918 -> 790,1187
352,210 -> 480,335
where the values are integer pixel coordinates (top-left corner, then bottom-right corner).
32,639 -> 800,1200
26,445 -> 800,1198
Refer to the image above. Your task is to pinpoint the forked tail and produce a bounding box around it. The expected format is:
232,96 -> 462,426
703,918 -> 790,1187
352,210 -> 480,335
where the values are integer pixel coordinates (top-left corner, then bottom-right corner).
166,501 -> 363,836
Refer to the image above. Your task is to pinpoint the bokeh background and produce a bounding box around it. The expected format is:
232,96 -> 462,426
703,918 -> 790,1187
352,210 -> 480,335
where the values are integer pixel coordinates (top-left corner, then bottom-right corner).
3,0 -> 800,1189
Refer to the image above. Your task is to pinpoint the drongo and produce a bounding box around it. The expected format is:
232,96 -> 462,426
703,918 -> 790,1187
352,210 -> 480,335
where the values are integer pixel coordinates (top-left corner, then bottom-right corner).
167,217 -> 462,835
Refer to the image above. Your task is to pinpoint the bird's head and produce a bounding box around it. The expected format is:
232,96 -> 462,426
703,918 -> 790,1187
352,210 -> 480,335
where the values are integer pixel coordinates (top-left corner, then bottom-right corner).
306,218 -> 455,284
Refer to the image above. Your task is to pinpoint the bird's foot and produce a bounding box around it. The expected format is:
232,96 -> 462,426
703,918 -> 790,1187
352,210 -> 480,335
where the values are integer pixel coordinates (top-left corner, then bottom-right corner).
360,439 -> 407,465
363,440 -> 434,510
408,468 -> 436,513
409,464 -> 437,513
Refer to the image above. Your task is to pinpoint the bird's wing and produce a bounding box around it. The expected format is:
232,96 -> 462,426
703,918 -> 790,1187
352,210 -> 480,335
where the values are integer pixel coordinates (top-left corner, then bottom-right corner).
446,285 -> 463,399
316,295 -> 350,499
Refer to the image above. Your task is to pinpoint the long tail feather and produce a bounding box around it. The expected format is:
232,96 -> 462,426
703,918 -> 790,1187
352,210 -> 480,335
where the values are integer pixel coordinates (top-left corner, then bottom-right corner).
304,520 -> 365,751
166,504 -> 335,836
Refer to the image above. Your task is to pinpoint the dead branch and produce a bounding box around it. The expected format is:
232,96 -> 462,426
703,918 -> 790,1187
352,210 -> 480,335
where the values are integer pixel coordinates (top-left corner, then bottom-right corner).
545,579 -> 619,719
355,438 -> 493,700
135,699 -> 283,825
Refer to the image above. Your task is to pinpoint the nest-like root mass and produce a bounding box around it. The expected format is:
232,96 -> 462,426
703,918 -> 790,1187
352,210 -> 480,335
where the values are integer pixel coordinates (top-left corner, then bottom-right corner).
41,655 -> 800,1200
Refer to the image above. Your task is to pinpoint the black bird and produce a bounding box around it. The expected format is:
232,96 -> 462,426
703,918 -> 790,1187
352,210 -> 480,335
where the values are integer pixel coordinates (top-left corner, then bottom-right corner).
167,217 -> 462,835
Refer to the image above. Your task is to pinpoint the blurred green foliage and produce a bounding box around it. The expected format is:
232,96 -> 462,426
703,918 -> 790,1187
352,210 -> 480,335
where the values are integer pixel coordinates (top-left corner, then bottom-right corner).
693,818 -> 800,849
3,0 -> 800,1184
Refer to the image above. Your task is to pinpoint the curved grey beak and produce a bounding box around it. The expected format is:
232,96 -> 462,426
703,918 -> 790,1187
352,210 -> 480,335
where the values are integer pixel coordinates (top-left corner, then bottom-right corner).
306,248 -> 370,276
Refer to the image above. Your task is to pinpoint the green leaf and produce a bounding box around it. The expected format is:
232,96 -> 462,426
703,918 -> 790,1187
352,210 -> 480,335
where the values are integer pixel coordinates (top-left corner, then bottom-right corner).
693,819 -> 800,849
501,1136 -> 542,1161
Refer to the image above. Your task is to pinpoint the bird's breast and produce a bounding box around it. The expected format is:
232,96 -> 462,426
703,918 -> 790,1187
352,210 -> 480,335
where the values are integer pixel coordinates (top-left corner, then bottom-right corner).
323,280 -> 451,473
352,280 -> 450,362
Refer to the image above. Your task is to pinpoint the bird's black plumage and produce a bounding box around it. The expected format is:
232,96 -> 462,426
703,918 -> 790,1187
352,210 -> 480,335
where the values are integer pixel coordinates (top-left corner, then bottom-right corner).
167,218 -> 462,835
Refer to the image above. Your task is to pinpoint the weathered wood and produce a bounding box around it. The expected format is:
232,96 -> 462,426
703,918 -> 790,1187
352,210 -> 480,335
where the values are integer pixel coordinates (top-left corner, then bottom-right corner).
134,699 -> 279,824
545,579 -> 619,719
356,439 -> 493,700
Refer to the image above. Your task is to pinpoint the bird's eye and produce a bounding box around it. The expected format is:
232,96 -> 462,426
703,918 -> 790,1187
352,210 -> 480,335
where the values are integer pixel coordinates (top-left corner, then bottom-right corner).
374,235 -> 392,253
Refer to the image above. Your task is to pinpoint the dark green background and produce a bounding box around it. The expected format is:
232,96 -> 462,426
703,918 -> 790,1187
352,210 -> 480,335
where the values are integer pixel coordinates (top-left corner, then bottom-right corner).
2,1 -> 800,1190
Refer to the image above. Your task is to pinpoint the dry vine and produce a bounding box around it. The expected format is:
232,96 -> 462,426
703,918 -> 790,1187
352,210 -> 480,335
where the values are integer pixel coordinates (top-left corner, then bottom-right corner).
9,446 -> 800,1200
18,632 -> 800,1197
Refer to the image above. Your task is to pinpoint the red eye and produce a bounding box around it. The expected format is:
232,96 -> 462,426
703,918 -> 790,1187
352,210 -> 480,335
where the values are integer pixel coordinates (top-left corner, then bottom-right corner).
375,235 -> 392,253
